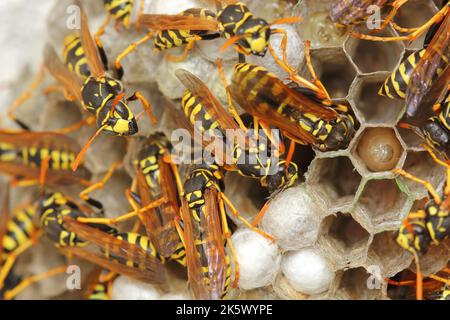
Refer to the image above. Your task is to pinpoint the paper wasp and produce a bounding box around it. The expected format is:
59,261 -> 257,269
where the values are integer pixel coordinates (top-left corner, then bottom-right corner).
128,132 -> 185,258
39,191 -> 169,286
9,1 -> 157,171
0,130 -> 90,187
177,160 -> 272,300
393,144 -> 450,299
228,41 -> 356,153
378,4 -> 450,122
175,68 -> 298,195
113,0 -> 301,78
0,191 -> 69,300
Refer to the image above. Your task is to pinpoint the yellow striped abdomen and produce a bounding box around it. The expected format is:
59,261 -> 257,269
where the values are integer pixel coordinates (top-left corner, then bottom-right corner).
63,33 -> 90,80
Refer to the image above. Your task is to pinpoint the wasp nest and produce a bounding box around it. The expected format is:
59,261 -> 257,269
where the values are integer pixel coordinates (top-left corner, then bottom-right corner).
2,0 -> 450,300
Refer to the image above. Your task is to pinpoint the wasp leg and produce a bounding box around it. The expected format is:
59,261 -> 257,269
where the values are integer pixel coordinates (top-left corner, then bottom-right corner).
285,140 -> 296,170
258,119 -> 285,155
52,116 -> 96,134
39,155 -> 51,193
372,0 -> 409,33
352,4 -> 448,42
114,31 -> 155,80
268,41 -> 328,100
3,265 -> 67,300
76,196 -> 167,225
391,21 -> 420,33
219,192 -> 275,241
127,91 -> 157,124
94,15 -> 112,71
429,274 -> 450,286
162,154 -> 184,195
0,230 -> 44,290
251,200 -> 270,227
8,64 -> 46,125
420,144 -> 450,195
218,194 -> 239,289
215,58 -> 247,131
393,168 -> 442,204
79,160 -> 123,210
165,38 -> 199,62
413,251 -> 423,300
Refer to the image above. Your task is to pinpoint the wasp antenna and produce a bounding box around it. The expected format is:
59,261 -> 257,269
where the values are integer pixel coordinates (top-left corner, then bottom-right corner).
220,34 -> 244,53
270,16 -> 302,27
72,125 -> 107,172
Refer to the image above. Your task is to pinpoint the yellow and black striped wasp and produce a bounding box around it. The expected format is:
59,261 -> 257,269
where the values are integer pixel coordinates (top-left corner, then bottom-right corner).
177,160 -> 271,300
378,2 -> 450,120
128,132 -> 185,259
393,144 -> 450,299
0,190 -> 70,300
112,0 -> 301,78
228,41 -> 356,153
10,1 -> 157,171
39,191 -> 169,287
0,130 -> 90,188
175,68 -> 299,195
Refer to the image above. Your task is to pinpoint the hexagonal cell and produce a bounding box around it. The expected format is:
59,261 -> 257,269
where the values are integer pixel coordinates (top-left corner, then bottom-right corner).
306,156 -> 362,209
346,25 -> 404,74
353,127 -> 404,173
351,74 -> 405,125
304,48 -> 357,99
335,267 -> 383,299
368,231 -> 413,276
319,213 -> 370,265
295,0 -> 349,48
400,150 -> 445,197
394,0 -> 438,50
357,179 -> 409,226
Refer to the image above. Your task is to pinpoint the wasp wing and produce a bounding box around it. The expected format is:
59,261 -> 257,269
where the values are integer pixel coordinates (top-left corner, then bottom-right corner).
175,68 -> 251,152
406,14 -> 450,120
181,188 -> 227,300
136,159 -> 180,258
44,44 -> 83,102
78,0 -> 105,77
229,82 -> 318,146
139,14 -> 218,31
62,216 -> 166,284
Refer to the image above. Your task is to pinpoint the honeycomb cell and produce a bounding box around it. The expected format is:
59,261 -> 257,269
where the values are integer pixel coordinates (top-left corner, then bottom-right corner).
295,0 -> 349,48
356,179 -> 409,228
335,267 -> 383,299
350,74 -> 405,125
354,127 -> 404,173
318,213 -> 370,266
306,156 -> 362,210
394,0 -> 438,50
368,231 -> 413,276
400,150 -> 445,198
303,48 -> 357,99
345,25 -> 405,74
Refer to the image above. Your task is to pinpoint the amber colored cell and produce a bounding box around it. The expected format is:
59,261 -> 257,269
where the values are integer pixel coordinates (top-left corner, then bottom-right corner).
357,128 -> 402,172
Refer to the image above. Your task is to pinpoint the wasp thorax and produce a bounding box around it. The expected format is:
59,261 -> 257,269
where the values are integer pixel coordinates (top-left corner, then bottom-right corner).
357,128 -> 402,172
